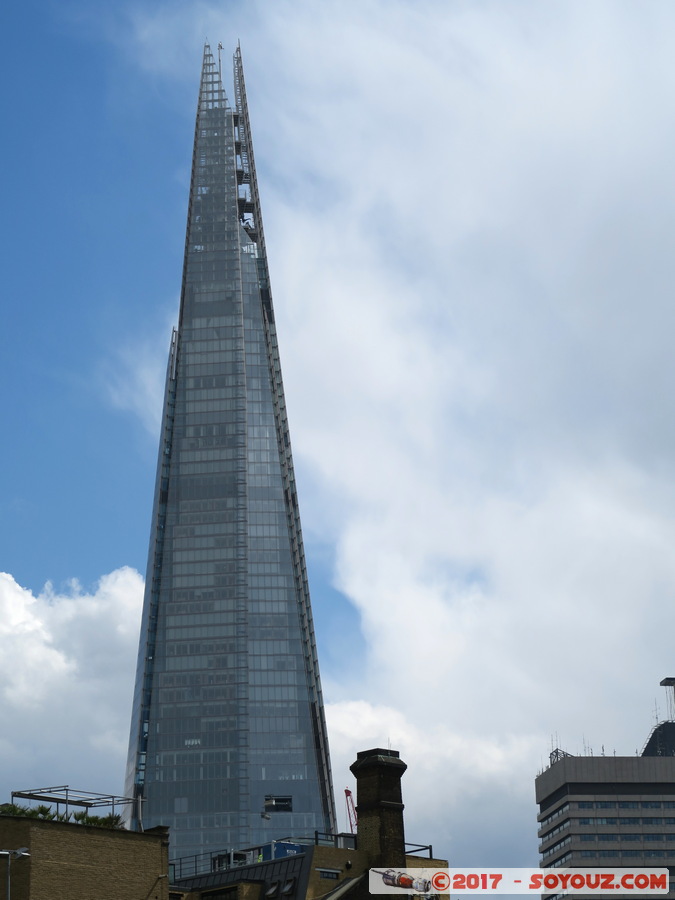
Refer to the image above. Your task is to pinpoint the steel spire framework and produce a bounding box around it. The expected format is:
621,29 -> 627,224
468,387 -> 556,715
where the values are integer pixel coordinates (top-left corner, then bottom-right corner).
124,43 -> 336,859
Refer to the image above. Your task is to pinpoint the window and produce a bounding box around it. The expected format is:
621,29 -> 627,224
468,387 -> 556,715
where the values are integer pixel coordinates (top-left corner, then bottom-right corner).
540,821 -> 569,844
264,795 -> 292,812
539,803 -> 569,828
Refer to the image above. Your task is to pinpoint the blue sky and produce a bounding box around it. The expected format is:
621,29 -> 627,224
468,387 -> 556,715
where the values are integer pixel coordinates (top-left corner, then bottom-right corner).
4,0 -> 675,881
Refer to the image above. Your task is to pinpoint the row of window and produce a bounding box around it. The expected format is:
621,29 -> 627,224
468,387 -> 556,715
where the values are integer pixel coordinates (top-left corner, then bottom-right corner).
165,613 -> 237,627
164,655 -> 239,670
158,672 -> 241,687
540,820 -> 569,843
542,836 -> 571,859
578,834 -> 675,842
173,520 -> 287,538
176,446 -> 241,463
578,850 -> 671,858
159,749 -> 240,765
153,764 -> 238,782
172,550 -> 240,564
539,803 -> 569,828
549,848 -> 675,865
576,800 -> 675,809
540,802 -> 675,835
160,688 -> 236,703
150,734 -> 241,750
166,626 -> 238,641
578,817 -> 675,825
166,640 -> 238,656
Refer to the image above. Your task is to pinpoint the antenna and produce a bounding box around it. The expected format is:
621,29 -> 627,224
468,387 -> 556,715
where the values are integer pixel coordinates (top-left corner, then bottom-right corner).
217,42 -> 223,81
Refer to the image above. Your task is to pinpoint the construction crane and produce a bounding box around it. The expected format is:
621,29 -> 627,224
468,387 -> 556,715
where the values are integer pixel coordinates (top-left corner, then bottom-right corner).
345,788 -> 357,834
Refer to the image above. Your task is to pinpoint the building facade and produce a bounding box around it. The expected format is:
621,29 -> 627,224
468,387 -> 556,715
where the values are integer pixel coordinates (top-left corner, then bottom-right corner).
535,724 -> 675,898
124,44 -> 335,858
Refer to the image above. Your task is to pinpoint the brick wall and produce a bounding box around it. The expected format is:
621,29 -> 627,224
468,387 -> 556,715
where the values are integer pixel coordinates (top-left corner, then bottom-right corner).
0,815 -> 169,900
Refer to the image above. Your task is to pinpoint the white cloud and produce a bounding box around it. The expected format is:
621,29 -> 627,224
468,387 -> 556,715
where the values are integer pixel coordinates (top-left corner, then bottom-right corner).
0,569 -> 143,796
100,306 -> 177,436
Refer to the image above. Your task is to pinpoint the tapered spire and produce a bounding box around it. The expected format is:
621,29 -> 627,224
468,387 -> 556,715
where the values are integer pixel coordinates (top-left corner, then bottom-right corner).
124,44 -> 336,859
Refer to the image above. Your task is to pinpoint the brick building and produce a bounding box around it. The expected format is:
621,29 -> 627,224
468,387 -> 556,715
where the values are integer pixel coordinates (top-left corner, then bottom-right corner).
0,816 -> 169,900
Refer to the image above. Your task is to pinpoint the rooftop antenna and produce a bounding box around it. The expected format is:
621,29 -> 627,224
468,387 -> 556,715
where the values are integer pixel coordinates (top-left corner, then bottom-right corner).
660,678 -> 675,721
217,42 -> 223,82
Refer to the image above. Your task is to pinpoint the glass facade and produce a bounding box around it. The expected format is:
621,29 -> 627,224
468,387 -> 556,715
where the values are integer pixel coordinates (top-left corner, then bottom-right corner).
124,44 -> 335,859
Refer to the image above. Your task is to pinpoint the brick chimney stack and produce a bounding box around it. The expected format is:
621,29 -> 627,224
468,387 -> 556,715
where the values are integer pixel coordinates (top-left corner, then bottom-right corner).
350,748 -> 407,867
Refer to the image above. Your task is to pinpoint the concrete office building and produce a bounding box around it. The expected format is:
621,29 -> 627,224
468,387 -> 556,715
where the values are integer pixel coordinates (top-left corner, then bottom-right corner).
125,44 -> 335,858
535,719 -> 675,897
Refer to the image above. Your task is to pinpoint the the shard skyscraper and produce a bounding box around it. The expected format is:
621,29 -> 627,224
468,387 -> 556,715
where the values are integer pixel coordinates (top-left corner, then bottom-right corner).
125,44 -> 335,859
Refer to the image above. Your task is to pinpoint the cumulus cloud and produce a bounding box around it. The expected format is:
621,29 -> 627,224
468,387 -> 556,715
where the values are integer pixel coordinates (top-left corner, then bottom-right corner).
0,569 -> 143,798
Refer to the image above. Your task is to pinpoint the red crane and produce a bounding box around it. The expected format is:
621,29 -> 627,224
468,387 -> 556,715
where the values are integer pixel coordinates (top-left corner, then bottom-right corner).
345,788 -> 357,834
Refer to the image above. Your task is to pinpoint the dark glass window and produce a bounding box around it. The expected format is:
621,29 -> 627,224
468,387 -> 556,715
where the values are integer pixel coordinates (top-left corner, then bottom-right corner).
264,795 -> 293,813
